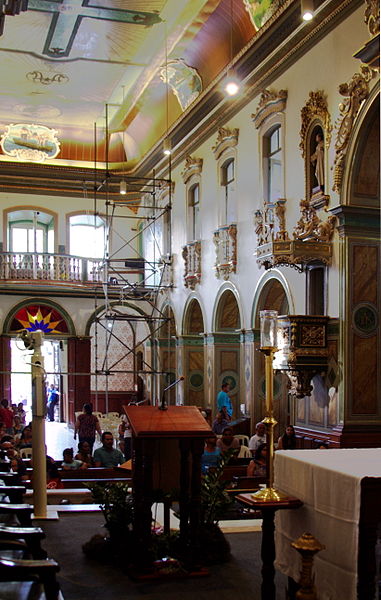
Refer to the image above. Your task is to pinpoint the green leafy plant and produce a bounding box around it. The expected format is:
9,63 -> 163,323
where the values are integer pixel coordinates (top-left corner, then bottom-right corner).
200,449 -> 235,526
87,482 -> 134,543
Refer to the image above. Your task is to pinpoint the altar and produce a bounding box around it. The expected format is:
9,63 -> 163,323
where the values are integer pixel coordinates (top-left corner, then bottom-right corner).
274,448 -> 381,600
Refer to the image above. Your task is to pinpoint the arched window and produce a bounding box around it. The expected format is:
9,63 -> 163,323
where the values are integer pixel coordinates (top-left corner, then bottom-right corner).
264,125 -> 282,203
221,157 -> 236,225
188,182 -> 200,241
69,214 -> 105,258
8,209 -> 54,253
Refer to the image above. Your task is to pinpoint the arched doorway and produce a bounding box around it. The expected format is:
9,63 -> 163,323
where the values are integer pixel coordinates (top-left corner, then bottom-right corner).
3,300 -> 74,423
182,298 -> 205,406
213,288 -> 241,418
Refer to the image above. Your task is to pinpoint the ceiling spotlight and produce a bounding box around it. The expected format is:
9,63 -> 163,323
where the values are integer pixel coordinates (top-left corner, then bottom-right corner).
120,180 -> 127,195
301,0 -> 314,21
163,138 -> 171,156
224,73 -> 240,97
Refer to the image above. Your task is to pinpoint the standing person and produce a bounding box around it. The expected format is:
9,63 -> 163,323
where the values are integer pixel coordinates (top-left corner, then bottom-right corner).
0,400 -> 14,434
46,384 -> 60,422
93,432 -> 124,467
216,382 -> 233,421
248,421 -> 266,455
277,425 -> 297,450
118,415 -> 132,461
17,402 -> 27,425
74,404 -> 102,453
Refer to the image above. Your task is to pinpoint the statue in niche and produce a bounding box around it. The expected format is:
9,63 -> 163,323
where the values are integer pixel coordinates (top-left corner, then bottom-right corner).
310,128 -> 325,190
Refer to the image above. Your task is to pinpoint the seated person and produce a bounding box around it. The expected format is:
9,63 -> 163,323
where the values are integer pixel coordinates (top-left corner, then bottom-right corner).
216,427 -> 240,455
46,455 -> 63,488
12,415 -> 24,440
247,443 -> 267,477
62,447 -> 86,470
248,421 -> 266,455
201,435 -> 221,473
9,456 -> 28,482
212,411 -> 229,435
18,424 -> 32,449
277,425 -> 296,450
75,440 -> 94,467
93,432 -> 124,467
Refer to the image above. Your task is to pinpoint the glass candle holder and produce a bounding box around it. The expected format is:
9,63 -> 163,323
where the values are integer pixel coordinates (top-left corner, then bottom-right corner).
260,310 -> 278,349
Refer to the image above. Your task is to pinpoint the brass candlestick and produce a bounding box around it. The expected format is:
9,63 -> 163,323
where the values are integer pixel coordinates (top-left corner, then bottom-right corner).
252,311 -> 288,502
291,532 -> 325,600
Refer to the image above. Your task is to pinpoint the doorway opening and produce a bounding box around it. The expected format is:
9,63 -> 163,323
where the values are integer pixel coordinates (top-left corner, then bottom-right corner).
10,338 -> 66,424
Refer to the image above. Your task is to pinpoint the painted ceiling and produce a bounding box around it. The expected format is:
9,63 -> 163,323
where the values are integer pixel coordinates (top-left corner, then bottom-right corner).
0,0 -> 274,171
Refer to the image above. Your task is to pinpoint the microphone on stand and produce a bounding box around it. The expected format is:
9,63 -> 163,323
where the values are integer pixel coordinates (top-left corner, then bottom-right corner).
159,375 -> 184,410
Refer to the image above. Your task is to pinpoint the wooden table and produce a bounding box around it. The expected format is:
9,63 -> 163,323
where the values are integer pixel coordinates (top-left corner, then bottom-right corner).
237,493 -> 302,600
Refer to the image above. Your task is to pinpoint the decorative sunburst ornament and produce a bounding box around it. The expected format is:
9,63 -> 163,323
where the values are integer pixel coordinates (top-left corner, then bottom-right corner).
16,309 -> 62,334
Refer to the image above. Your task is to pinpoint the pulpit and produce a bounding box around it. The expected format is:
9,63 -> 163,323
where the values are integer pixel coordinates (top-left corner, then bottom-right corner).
124,405 -> 212,568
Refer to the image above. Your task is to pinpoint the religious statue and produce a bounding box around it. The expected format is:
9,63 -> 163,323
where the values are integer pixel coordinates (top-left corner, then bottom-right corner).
310,131 -> 324,189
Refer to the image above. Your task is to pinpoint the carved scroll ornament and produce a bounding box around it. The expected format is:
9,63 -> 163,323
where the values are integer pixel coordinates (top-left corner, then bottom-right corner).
252,89 -> 288,129
293,199 -> 336,242
212,127 -> 239,160
333,66 -> 375,193
181,156 -> 203,184
365,0 -> 380,36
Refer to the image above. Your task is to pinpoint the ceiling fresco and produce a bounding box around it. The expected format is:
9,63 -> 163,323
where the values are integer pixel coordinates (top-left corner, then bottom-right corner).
0,0 -> 276,171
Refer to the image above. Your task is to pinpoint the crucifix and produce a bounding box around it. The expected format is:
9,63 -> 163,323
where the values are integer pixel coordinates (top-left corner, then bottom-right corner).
28,0 -> 162,58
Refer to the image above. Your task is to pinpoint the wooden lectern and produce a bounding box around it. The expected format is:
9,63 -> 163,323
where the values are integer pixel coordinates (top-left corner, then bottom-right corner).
124,405 -> 212,568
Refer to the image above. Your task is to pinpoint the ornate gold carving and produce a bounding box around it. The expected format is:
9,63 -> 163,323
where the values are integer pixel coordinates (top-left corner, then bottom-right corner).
252,89 -> 288,129
254,199 -> 289,248
293,199 -> 336,242
300,325 -> 325,346
299,91 -> 332,158
333,66 -> 375,193
181,156 -> 203,184
213,224 -> 237,280
365,0 -> 380,36
212,127 -> 239,160
182,241 -> 201,289
291,533 -> 325,600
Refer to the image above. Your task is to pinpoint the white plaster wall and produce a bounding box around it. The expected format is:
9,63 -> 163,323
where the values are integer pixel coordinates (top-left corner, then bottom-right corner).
169,4 -> 369,331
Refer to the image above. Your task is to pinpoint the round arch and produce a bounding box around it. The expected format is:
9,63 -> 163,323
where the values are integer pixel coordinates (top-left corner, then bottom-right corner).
341,85 -> 379,207
182,295 -> 205,335
212,282 -> 242,332
251,270 -> 294,328
4,297 -> 76,336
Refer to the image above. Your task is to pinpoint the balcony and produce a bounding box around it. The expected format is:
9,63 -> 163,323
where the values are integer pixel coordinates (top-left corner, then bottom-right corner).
0,252 -> 103,286
182,241 -> 201,289
213,224 -> 237,280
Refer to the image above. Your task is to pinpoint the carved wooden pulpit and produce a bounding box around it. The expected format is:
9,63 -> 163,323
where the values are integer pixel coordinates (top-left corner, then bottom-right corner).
124,405 -> 212,568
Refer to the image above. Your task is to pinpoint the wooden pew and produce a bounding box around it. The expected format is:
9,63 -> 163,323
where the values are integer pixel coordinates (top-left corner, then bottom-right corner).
0,525 -> 47,559
0,556 -> 60,600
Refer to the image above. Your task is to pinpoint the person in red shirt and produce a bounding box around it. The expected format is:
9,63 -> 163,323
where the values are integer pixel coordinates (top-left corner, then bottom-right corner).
0,399 -> 14,434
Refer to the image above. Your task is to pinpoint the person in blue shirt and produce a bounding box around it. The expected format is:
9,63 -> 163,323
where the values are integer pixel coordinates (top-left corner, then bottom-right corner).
201,436 -> 221,474
216,382 -> 232,420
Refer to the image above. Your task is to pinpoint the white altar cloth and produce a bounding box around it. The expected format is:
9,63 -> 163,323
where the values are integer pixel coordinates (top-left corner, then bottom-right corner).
274,448 -> 381,600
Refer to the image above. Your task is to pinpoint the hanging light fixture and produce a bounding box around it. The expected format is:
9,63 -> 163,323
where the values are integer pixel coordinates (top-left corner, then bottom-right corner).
224,0 -> 240,97
120,180 -> 127,195
163,138 -> 171,156
301,0 -> 314,21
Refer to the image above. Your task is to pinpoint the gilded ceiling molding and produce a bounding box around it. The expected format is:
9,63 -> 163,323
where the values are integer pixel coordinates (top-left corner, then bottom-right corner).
299,91 -> 332,158
212,127 -> 239,160
181,156 -> 203,184
251,89 -> 288,129
364,0 -> 380,36
332,66 -> 375,194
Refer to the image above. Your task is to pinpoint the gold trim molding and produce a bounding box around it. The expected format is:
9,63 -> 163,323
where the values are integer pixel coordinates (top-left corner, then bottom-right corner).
212,127 -> 239,160
365,0 -> 380,36
299,91 -> 332,158
181,156 -> 203,184
333,66 -> 375,193
251,89 -> 288,129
